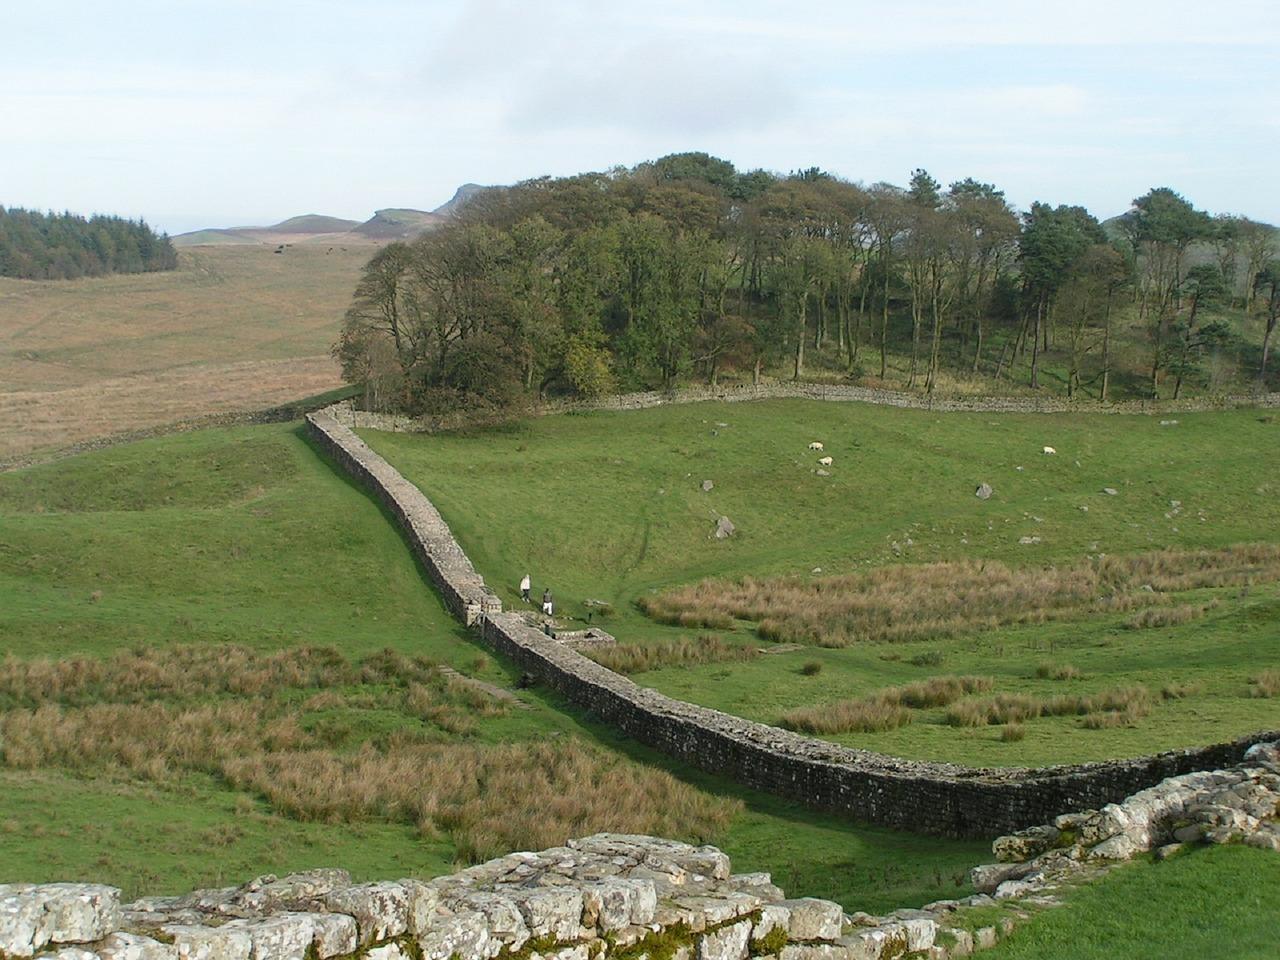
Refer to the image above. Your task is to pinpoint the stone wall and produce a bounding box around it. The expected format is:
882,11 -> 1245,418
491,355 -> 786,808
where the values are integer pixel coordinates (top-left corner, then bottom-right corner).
304,408 -> 1279,838
328,382 -> 1280,434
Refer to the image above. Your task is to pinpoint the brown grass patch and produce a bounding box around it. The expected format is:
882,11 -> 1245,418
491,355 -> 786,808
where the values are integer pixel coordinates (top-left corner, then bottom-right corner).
1250,669 -> 1280,698
1035,663 -> 1083,681
1125,601 -> 1217,630
0,644 -> 739,861
945,686 -> 1152,727
0,245 -> 368,458
779,675 -> 991,735
640,545 -> 1280,647
585,634 -> 758,674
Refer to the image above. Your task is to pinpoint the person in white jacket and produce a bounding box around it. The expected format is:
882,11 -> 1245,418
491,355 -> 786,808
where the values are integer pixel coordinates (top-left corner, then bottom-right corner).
520,574 -> 531,602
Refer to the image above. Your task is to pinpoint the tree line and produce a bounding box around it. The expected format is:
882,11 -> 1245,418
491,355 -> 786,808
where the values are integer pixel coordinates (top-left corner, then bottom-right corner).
0,207 -> 177,281
335,153 -> 1279,413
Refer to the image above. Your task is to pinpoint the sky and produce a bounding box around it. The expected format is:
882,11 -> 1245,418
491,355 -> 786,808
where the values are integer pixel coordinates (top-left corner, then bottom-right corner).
3,0 -> 1278,235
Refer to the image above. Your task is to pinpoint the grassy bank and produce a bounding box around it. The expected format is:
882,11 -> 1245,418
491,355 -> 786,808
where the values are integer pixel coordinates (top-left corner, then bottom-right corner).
361,398 -> 1280,766
0,422 -> 985,906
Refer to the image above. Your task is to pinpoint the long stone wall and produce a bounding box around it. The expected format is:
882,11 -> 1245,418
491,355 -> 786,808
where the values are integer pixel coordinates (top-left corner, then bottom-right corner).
328,381 -> 1280,434
304,408 -> 1279,838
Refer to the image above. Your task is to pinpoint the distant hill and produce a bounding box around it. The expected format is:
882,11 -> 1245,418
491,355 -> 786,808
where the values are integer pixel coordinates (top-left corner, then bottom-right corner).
351,208 -> 443,240
172,229 -> 261,247
268,214 -> 361,234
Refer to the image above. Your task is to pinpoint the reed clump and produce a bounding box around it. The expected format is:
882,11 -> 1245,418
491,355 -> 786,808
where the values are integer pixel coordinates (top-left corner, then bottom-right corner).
0,644 -> 740,862
640,544 -> 1280,647
585,634 -> 758,674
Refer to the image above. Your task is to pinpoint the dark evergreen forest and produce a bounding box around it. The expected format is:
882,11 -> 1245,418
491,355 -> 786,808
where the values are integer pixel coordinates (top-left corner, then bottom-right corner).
0,207 -> 177,280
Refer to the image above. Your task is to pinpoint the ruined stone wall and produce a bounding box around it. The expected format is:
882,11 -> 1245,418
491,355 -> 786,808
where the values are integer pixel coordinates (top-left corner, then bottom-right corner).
328,382 -> 1280,434
304,409 -> 1279,838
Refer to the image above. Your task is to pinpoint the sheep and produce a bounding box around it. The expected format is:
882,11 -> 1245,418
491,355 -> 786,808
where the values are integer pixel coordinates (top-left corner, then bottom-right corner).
1042,446 -> 1057,455
818,456 -> 833,466
808,441 -> 824,451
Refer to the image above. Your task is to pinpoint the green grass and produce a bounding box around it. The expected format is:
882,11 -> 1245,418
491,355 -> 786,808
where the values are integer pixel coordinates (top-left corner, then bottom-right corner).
360,399 -> 1280,766
978,846 -> 1280,959
0,422 -> 986,906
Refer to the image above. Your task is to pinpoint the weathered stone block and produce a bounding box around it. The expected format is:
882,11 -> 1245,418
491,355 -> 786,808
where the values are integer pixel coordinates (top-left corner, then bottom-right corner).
98,932 -> 178,960
511,887 -> 583,942
162,923 -> 253,960
417,910 -> 494,960
0,883 -> 121,957
774,900 -> 842,942
992,825 -> 1060,863
698,920 -> 751,960
322,882 -> 409,945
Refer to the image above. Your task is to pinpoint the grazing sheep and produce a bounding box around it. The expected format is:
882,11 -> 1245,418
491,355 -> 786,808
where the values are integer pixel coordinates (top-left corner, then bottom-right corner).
808,441 -> 824,451
818,456 -> 833,466
1042,446 -> 1056,455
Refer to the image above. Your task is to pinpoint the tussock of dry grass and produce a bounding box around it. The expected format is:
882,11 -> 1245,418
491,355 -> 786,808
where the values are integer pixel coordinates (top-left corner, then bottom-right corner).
640,545 -> 1280,647
780,675 -> 991,734
1036,663 -> 1083,681
585,634 -> 757,674
1250,669 -> 1280,698
1125,602 -> 1216,630
0,645 -> 739,861
945,686 -> 1152,727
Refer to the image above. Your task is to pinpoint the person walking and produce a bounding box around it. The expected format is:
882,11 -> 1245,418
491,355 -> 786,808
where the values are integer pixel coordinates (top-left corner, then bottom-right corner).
541,588 -> 554,617
520,573 -> 531,603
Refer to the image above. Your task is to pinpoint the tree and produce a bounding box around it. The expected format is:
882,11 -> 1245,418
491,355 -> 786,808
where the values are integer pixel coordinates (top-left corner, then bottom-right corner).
1169,265 -> 1228,398
1017,204 -> 1106,388
1255,263 -> 1280,383
1118,188 -> 1213,395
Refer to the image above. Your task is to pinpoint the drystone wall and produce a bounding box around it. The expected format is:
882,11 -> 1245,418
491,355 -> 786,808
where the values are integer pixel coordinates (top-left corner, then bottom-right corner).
6,747 -> 1279,960
327,381 -> 1280,434
304,408 -> 1279,838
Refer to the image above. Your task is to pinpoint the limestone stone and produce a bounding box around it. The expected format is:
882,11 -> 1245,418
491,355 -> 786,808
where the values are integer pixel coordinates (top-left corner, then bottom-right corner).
714,517 -> 735,539
0,884 -> 121,958
582,879 -> 656,932
49,949 -> 99,960
752,904 -> 791,941
974,483 -> 993,500
364,944 -> 410,960
98,933 -> 178,960
698,922 -> 751,960
510,887 -> 583,941
221,913 -> 338,960
778,945 -> 847,960
992,825 -> 1059,863
973,927 -> 998,949
1088,836 -> 1140,861
322,882 -> 409,945
967,863 -> 1031,895
417,910 -> 494,960
162,924 -> 253,960
701,480 -> 714,492
942,927 -> 974,957
775,900 -> 842,942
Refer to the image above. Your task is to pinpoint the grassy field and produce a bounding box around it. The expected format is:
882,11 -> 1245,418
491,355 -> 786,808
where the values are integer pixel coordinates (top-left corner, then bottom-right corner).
0,422 -> 986,906
0,244 -> 369,457
361,398 -> 1280,767
975,845 -> 1280,959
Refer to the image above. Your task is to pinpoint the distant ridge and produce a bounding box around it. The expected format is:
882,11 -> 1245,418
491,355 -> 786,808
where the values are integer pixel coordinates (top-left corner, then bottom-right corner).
173,185 -> 506,246
432,183 -> 493,217
351,208 -> 443,240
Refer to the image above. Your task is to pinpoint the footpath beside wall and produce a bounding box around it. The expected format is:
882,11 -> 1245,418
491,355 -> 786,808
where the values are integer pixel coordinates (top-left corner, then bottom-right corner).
304,408 -> 1278,838
329,382 -> 1280,434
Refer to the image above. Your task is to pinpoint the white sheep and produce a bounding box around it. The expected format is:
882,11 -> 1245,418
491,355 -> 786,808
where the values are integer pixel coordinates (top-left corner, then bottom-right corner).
808,441 -> 824,451
818,456 -> 833,466
1043,446 -> 1057,455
